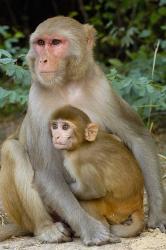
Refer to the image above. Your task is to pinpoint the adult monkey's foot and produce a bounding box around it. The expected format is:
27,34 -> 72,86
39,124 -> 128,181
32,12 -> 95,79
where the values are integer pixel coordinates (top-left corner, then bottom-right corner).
36,222 -> 72,243
148,210 -> 166,233
81,218 -> 121,246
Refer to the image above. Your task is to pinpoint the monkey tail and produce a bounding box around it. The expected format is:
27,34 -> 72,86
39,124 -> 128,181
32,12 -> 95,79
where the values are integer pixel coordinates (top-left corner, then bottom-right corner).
110,211 -> 144,238
0,224 -> 29,242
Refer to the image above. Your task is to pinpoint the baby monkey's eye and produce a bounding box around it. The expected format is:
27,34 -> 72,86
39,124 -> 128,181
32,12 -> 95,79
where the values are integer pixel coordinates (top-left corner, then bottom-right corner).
52,122 -> 58,129
62,123 -> 69,130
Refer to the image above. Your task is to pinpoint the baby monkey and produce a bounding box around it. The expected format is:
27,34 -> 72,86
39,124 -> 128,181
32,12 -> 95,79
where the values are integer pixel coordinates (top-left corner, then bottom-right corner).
50,105 -> 144,238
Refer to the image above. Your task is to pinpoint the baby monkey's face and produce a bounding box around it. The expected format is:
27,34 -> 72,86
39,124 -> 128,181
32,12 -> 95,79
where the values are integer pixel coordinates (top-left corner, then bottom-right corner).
50,119 -> 77,150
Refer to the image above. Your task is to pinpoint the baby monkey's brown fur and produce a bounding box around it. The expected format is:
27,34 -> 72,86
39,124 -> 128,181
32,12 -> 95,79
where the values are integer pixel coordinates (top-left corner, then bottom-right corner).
50,105 -> 144,238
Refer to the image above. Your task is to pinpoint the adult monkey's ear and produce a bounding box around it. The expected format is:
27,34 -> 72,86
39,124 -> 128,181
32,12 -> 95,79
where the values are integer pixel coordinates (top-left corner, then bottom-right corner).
83,24 -> 97,49
85,123 -> 99,142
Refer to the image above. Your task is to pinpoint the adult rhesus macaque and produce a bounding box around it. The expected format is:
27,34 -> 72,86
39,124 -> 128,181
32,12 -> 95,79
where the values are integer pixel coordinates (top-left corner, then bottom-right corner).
50,105 -> 144,238
0,16 -> 166,244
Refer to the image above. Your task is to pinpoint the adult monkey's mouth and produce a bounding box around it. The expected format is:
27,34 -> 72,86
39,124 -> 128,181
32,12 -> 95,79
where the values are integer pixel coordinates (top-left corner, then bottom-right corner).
39,71 -> 57,82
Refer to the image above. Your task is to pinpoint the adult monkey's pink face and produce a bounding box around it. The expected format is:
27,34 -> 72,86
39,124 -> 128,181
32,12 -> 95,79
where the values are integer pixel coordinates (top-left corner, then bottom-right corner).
33,35 -> 69,82
26,16 -> 96,87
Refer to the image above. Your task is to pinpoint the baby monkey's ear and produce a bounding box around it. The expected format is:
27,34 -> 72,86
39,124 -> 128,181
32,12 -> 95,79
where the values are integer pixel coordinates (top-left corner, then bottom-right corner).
85,123 -> 99,142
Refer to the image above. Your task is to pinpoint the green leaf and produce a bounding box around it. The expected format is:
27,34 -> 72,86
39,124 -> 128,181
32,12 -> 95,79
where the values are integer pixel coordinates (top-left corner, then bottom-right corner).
1,63 -> 16,76
150,12 -> 160,24
69,11 -> 78,18
0,58 -> 16,64
0,49 -> 12,58
158,7 -> 166,15
159,0 -> 166,6
0,26 -> 9,37
15,31 -> 24,39
109,58 -> 123,65
139,30 -> 151,38
160,25 -> 166,30
0,88 -> 11,108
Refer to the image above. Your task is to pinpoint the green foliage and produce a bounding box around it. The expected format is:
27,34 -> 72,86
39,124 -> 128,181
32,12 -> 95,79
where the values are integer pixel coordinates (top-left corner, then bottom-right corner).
0,25 -> 27,55
0,27 -> 30,115
0,87 -> 28,110
81,0 -> 166,62
108,64 -> 166,120
0,51 -> 30,114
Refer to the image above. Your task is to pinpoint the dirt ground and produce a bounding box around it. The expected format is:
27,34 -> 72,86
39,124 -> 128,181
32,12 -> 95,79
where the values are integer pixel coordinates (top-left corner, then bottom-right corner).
0,116 -> 166,250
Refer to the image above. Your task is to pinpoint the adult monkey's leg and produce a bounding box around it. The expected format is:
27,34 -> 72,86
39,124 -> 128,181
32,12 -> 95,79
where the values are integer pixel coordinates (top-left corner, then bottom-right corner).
0,139 -> 71,243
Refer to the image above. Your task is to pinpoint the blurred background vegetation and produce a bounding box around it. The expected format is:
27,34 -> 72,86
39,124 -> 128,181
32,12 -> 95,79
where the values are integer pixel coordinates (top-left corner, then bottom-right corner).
0,0 -> 166,127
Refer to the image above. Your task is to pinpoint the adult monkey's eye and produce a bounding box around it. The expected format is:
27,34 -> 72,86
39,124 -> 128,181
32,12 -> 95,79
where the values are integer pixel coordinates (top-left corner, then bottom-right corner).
37,39 -> 45,46
52,39 -> 62,45
62,123 -> 69,130
52,122 -> 58,129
